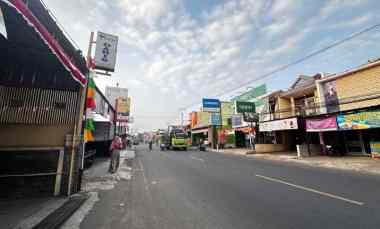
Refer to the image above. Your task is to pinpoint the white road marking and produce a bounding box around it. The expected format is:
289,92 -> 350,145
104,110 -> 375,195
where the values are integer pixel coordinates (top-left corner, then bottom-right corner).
138,158 -> 150,192
255,174 -> 364,206
190,156 -> 205,162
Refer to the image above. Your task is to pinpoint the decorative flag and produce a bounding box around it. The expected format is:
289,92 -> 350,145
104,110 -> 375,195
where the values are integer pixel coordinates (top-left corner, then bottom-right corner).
84,77 -> 96,142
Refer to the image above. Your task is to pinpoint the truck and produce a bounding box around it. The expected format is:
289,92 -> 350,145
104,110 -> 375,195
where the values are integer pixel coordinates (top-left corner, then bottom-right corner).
168,126 -> 188,150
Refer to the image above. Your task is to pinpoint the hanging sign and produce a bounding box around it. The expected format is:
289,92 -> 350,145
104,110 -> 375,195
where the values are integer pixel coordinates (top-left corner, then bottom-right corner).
94,31 -> 118,72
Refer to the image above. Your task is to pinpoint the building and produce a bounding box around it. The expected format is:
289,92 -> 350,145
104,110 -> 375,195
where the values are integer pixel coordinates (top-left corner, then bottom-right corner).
258,74 -> 322,154
0,0 -> 87,197
311,59 -> 380,155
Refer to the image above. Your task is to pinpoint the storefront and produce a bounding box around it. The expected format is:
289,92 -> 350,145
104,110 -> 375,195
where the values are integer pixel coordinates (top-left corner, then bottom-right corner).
258,117 -> 299,152
336,109 -> 380,155
306,116 -> 338,155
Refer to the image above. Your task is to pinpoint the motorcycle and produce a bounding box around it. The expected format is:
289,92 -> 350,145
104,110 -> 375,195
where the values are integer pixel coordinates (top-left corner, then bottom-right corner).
199,140 -> 207,151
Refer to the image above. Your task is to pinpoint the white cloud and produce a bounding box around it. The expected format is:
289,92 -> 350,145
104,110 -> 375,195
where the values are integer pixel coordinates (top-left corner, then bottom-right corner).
327,14 -> 372,30
42,0 -> 379,130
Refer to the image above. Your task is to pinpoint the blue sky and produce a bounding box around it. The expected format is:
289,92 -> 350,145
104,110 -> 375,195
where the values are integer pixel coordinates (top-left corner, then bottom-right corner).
44,0 -> 380,131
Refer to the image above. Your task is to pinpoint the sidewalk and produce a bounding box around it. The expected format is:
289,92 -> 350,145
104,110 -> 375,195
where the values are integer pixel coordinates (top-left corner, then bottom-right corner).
211,148 -> 380,175
0,149 -> 135,229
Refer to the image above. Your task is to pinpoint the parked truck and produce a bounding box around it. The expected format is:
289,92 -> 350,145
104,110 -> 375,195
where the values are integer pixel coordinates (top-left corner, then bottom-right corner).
168,126 -> 188,150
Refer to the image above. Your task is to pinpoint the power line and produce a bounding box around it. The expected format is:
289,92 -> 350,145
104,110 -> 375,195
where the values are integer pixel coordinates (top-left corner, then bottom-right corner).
184,22 -> 380,109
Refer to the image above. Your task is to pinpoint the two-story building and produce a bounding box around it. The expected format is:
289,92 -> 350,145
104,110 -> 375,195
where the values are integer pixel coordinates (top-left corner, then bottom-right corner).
311,59 -> 380,156
258,74 -> 322,154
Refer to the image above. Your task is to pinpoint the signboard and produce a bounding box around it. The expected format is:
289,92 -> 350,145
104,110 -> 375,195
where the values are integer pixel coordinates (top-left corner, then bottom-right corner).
370,142 -> 380,158
115,97 -> 131,122
94,31 -> 119,72
196,112 -> 210,128
306,116 -> 337,132
243,113 -> 259,123
105,86 -> 128,109
209,113 -> 221,126
323,80 -> 339,113
337,110 -> 380,130
231,114 -> 243,128
202,98 -> 220,112
236,101 -> 255,113
259,117 -> 298,132
232,84 -> 266,102
221,102 -> 234,127
190,112 -> 197,129
0,8 -> 7,38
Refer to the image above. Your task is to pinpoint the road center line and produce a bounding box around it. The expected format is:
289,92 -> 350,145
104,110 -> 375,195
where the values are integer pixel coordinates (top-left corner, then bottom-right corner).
255,174 -> 364,206
190,156 -> 205,162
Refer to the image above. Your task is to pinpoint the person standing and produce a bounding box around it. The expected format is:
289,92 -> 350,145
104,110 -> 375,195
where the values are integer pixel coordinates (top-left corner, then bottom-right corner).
218,129 -> 226,149
109,135 -> 122,173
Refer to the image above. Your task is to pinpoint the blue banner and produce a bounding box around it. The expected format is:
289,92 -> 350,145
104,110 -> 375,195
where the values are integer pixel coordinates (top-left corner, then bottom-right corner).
209,112 -> 221,126
202,98 -> 220,112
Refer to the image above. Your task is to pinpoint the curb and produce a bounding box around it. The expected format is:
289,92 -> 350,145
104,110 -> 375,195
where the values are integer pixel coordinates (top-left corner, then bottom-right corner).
32,194 -> 89,229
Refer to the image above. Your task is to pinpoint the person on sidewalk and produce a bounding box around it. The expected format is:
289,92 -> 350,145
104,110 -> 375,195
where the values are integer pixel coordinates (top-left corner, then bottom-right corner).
109,135 -> 122,173
218,129 -> 226,149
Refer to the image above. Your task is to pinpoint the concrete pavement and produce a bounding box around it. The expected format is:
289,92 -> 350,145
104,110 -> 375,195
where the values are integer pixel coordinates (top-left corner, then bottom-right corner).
76,146 -> 380,229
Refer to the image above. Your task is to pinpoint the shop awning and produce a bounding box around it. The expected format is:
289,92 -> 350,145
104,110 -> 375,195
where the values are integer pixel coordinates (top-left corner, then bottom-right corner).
1,0 -> 87,86
306,116 -> 337,132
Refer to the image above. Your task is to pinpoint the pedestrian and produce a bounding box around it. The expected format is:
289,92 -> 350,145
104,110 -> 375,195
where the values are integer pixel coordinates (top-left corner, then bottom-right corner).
218,129 -> 226,149
245,133 -> 250,149
109,135 -> 122,173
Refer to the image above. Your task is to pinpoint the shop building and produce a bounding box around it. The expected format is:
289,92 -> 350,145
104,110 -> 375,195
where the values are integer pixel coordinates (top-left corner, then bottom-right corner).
259,74 -> 322,154
314,59 -> 380,156
0,0 -> 88,197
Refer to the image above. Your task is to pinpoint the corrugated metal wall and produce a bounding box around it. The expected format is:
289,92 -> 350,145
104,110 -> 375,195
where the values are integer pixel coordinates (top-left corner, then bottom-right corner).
0,86 -> 79,125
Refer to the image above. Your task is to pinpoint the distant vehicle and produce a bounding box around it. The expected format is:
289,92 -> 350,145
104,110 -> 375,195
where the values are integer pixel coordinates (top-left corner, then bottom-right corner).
168,127 -> 188,150
159,133 -> 170,151
133,138 -> 139,145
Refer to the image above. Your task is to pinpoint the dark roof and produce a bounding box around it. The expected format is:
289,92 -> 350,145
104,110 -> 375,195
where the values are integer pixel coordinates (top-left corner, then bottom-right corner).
0,0 -> 87,90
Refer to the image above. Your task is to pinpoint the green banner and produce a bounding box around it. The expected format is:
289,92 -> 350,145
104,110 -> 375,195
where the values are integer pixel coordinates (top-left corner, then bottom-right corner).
232,84 -> 266,102
236,101 -> 255,113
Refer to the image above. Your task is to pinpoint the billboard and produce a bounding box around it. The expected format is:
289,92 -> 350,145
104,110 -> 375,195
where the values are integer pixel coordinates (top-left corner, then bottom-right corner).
232,84 -> 266,102
202,98 -> 220,112
196,111 -> 210,128
337,110 -> 380,130
209,113 -> 221,126
94,31 -> 119,72
323,80 -> 339,113
105,86 -> 128,109
236,101 -> 256,113
231,114 -> 243,128
116,97 -> 130,122
221,102 -> 234,127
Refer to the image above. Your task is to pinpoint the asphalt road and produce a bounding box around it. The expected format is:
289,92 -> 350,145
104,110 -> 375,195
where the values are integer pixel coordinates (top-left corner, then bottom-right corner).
80,146 -> 380,229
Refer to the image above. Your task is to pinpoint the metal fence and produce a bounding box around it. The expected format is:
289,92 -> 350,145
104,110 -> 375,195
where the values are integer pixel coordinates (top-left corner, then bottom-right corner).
0,86 -> 79,125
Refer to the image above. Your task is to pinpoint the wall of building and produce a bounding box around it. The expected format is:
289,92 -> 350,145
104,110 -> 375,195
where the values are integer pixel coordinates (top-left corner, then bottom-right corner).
336,65 -> 380,111
0,125 -> 73,147
276,97 -> 292,119
255,144 -> 288,153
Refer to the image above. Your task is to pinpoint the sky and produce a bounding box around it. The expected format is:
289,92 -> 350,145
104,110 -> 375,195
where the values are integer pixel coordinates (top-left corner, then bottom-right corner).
43,0 -> 380,131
